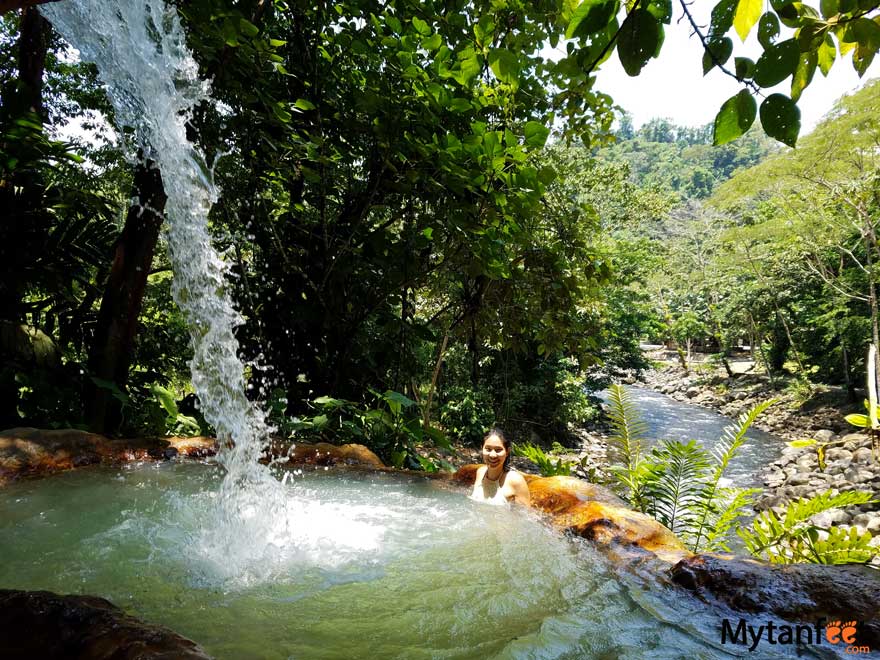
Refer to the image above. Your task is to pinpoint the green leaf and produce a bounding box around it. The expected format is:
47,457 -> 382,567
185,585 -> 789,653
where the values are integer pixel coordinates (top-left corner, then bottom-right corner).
702,37 -> 733,74
149,384 -> 178,417
733,0 -> 762,41
412,17 -> 431,36
239,18 -> 260,38
759,93 -> 800,147
92,376 -> 130,405
646,0 -> 672,24
710,0 -> 737,37
488,48 -> 520,84
383,390 -> 417,408
294,98 -> 315,111
818,34 -> 836,76
314,395 -> 346,408
787,438 -> 817,447
734,56 -> 755,79
524,121 -> 550,148
566,0 -> 619,39
617,9 -> 661,76
845,413 -> 870,427
848,18 -> 880,76
757,12 -> 780,48
422,33 -> 442,51
820,0 -> 839,17
753,39 -> 800,87
791,50 -> 817,102
713,89 -> 757,145
273,101 -> 291,123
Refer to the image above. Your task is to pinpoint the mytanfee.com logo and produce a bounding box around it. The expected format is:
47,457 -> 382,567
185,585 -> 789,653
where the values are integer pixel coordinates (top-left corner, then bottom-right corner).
720,617 -> 872,654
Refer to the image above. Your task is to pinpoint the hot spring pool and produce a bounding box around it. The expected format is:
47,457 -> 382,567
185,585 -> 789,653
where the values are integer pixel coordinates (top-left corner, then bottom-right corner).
0,461 -> 823,659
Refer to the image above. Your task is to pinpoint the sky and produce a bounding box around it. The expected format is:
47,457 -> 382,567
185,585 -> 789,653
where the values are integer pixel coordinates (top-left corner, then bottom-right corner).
574,6 -> 880,135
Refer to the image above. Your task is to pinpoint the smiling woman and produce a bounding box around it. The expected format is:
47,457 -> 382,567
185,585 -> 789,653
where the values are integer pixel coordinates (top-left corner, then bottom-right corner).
470,428 -> 531,507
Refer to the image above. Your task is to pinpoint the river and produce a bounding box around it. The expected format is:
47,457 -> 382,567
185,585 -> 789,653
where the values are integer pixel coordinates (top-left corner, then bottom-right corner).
600,385 -> 785,488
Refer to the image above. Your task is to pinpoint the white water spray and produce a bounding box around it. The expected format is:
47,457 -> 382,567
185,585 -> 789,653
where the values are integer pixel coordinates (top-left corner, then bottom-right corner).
41,2 -> 273,484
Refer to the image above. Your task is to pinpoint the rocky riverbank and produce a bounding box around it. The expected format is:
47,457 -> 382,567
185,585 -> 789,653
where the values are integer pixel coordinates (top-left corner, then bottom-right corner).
641,364 -> 857,442
637,364 -> 880,565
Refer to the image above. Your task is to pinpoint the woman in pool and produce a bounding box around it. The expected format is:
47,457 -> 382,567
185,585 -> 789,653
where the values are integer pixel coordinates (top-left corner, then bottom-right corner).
471,428 -> 531,506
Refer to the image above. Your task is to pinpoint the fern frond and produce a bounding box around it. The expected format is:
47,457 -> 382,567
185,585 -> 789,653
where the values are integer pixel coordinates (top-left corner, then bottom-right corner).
643,440 -> 710,537
783,490 -> 876,527
690,399 -> 773,550
698,487 -> 761,553
605,384 -> 651,509
739,489 -> 879,565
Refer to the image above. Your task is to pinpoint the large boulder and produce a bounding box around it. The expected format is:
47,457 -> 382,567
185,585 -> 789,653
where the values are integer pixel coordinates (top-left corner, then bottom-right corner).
0,589 -> 212,659
278,441 -> 385,468
527,474 -> 626,513
453,465 -> 689,562
670,554 -> 880,648
553,500 -> 690,561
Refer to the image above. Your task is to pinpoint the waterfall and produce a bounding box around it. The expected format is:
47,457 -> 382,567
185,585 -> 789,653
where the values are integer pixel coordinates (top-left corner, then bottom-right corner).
41,1 -> 272,486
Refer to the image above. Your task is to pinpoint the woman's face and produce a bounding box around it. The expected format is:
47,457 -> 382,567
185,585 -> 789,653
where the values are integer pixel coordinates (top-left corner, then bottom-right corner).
482,434 -> 507,469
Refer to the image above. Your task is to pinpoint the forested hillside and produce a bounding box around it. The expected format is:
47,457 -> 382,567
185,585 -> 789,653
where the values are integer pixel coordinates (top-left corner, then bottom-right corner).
631,79 -> 880,398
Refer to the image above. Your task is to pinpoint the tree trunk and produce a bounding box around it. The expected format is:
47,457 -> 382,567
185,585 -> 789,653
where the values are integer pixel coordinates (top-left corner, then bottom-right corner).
841,340 -> 856,403
17,6 -> 49,118
87,159 -> 167,433
864,224 -> 880,393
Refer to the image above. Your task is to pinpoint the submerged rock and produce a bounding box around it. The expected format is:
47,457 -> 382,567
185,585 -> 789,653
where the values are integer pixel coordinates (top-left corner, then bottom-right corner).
0,589 -> 212,659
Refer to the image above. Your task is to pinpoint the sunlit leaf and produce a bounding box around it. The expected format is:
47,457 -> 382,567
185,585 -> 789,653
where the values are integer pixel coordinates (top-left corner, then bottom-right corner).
713,89 -> 757,145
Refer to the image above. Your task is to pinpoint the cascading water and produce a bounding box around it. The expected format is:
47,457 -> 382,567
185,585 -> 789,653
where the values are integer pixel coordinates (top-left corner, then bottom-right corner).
41,0 -> 266,481
40,0 -> 292,579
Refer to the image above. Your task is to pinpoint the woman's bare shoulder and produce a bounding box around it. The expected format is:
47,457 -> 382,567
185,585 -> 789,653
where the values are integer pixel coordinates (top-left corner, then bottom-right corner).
506,470 -> 529,486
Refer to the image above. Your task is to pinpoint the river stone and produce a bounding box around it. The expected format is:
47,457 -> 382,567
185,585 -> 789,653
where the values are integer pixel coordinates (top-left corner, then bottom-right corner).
0,589 -> 212,659
685,386 -> 700,398
853,447 -> 874,464
526,475 -> 625,513
813,429 -> 835,443
809,508 -> 851,527
844,467 -> 875,484
841,433 -> 870,448
669,554 -> 880,648
825,447 -> 853,463
787,473 -> 811,486
280,441 -> 385,468
795,454 -> 816,470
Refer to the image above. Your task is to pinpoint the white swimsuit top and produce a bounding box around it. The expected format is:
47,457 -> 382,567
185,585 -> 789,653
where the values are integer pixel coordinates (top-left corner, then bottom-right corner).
470,471 -> 513,507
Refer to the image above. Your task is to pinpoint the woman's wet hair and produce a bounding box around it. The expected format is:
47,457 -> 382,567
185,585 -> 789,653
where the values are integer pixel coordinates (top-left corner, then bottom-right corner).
483,427 -> 512,471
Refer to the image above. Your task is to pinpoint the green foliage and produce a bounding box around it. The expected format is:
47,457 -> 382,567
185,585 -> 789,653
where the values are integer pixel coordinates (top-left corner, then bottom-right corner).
293,390 -> 452,471
438,384 -> 494,445
606,384 -> 768,552
514,442 -> 575,477
739,490 -> 879,564
148,383 -> 202,436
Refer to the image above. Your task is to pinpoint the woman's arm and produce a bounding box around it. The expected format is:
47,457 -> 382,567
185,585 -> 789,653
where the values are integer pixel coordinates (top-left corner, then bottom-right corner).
509,472 -> 531,506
